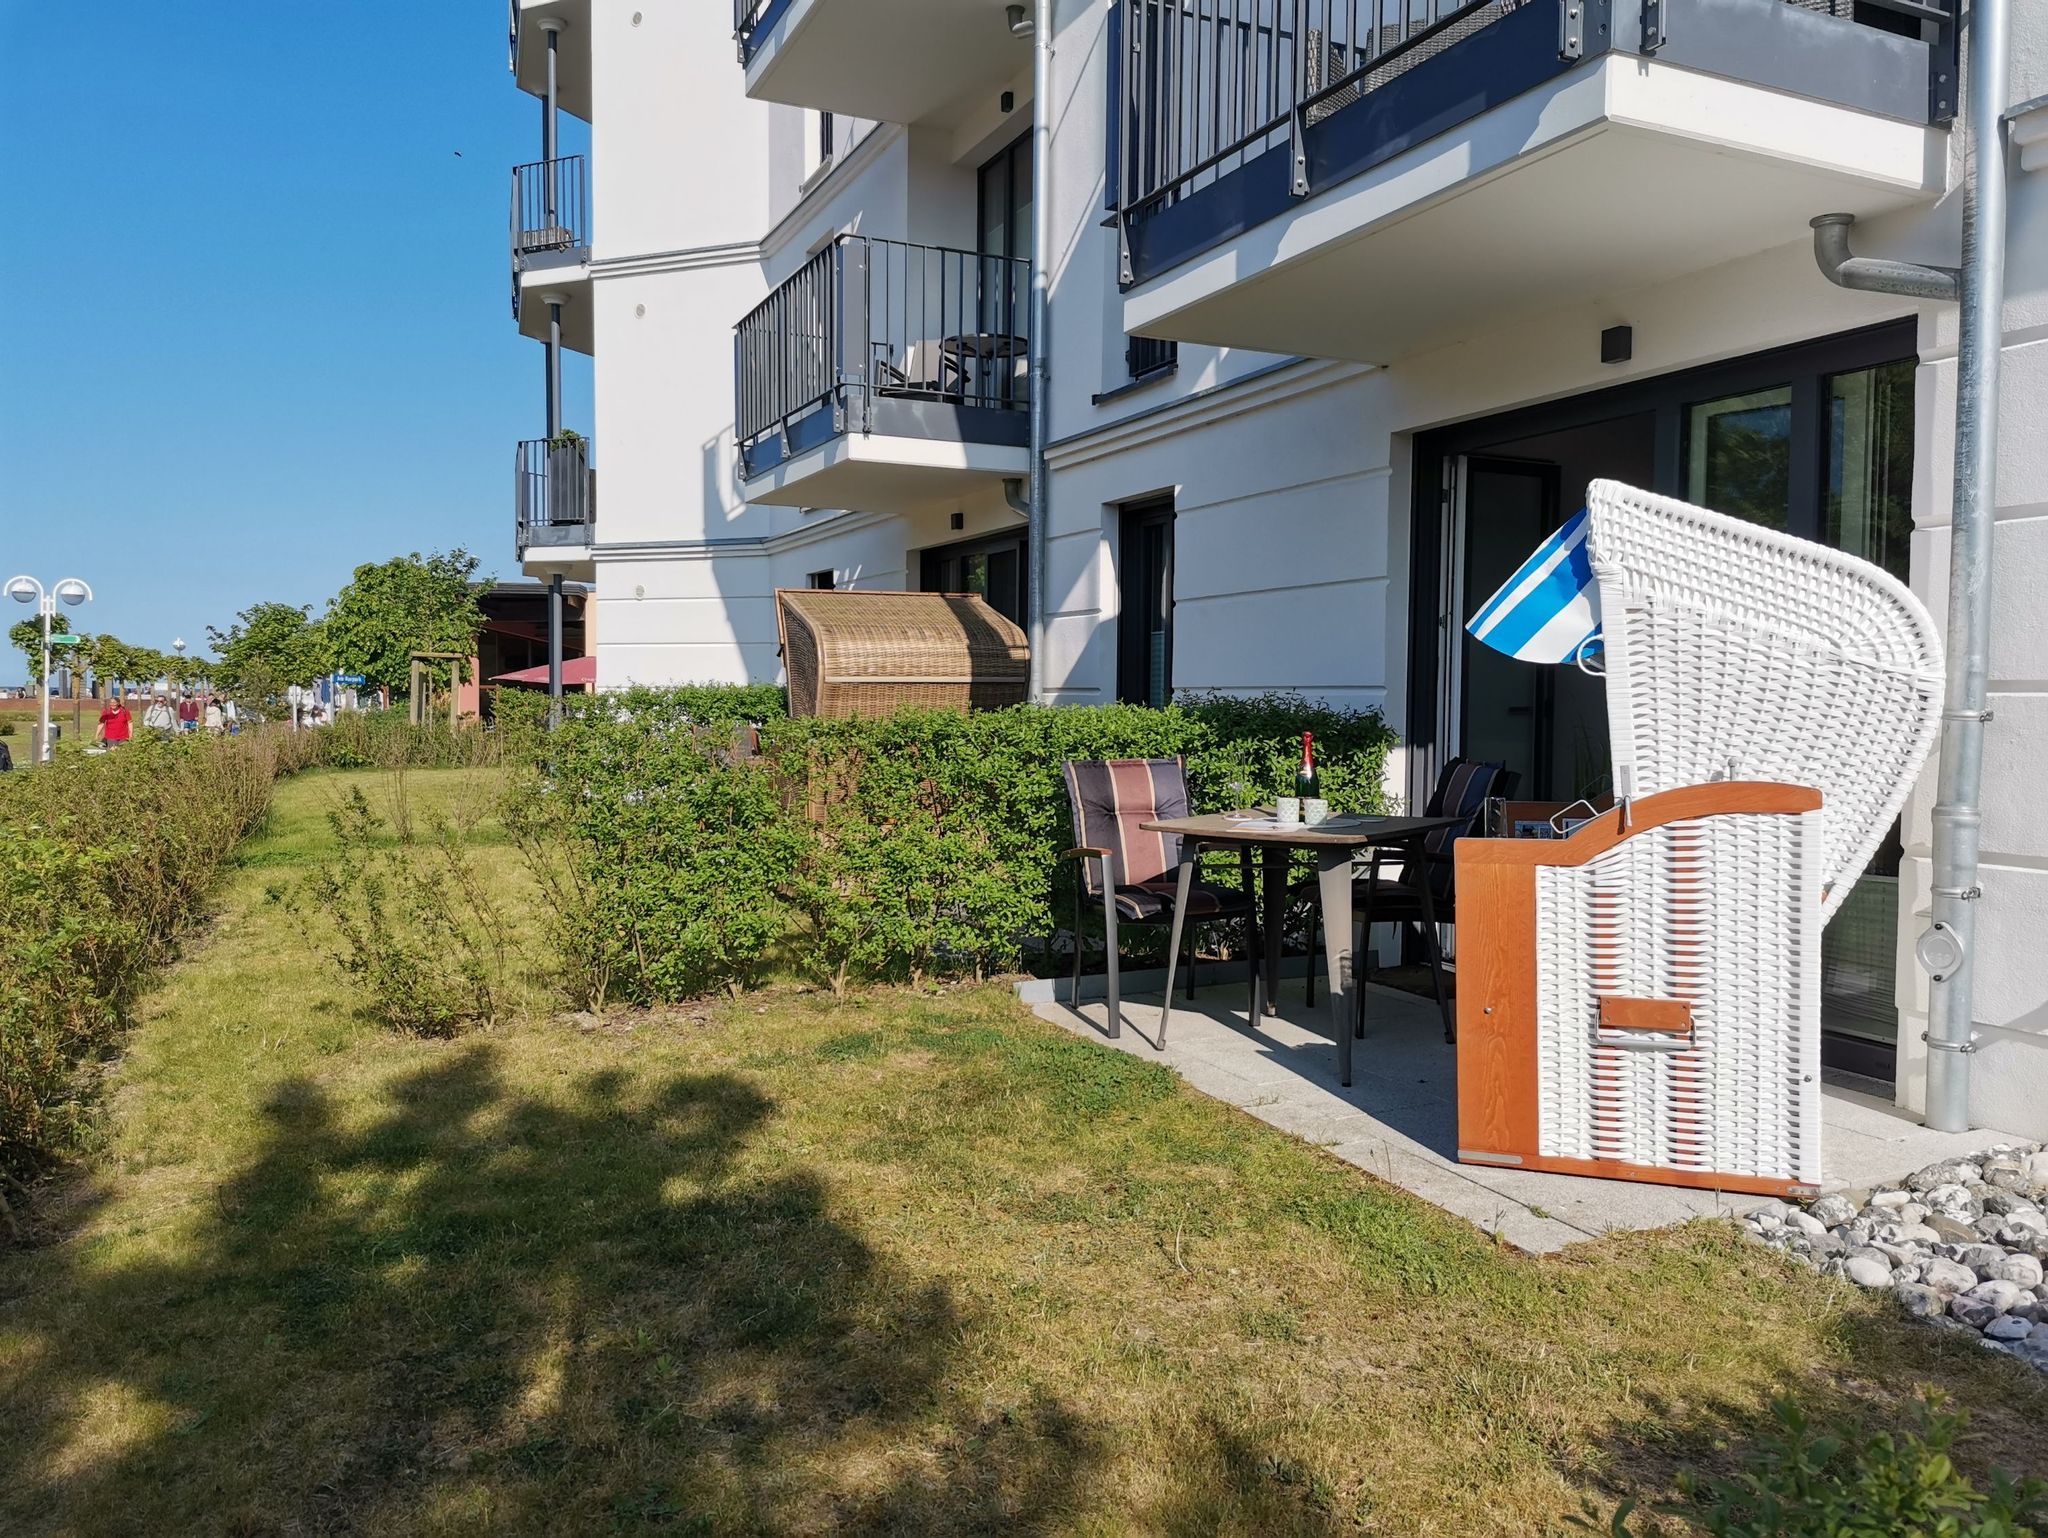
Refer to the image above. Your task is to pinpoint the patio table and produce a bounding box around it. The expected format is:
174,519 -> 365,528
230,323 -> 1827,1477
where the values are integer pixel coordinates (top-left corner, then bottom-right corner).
1139,812 -> 1463,1088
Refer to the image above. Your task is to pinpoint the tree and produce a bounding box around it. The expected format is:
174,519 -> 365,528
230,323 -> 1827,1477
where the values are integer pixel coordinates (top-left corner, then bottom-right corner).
322,551 -> 490,696
9,614 -> 69,690
208,602 -> 324,699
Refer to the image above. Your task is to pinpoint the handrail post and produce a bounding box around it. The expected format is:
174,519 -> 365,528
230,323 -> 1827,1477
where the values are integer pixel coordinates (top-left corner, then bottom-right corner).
1288,0 -> 1309,195
837,237 -> 871,436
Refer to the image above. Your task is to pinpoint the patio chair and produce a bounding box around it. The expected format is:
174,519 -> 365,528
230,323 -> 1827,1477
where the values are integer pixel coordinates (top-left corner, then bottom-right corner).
1061,758 -> 1257,1044
1300,757 -> 1516,1044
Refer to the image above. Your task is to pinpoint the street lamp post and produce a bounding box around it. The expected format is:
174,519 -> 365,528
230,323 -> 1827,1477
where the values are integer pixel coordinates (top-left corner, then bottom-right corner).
5,574 -> 93,763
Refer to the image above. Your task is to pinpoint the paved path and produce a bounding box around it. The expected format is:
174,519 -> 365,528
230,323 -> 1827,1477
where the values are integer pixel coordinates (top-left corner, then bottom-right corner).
1027,980 -> 2017,1254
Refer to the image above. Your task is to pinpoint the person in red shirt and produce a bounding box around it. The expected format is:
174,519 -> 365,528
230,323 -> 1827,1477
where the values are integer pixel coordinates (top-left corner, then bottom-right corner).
97,697 -> 133,747
176,695 -> 200,732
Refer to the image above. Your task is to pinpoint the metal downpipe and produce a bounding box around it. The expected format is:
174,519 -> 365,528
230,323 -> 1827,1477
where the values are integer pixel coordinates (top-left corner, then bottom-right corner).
1026,0 -> 1052,701
1809,213 -> 1958,301
1924,0 -> 2011,1133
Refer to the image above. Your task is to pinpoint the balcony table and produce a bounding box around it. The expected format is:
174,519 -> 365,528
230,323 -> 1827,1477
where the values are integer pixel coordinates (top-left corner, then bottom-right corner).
940,331 -> 1028,403
1138,812 -> 1463,1087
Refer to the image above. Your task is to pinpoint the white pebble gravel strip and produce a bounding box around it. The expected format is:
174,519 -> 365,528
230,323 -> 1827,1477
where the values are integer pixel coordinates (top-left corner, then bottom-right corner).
1740,1146 -> 2048,1371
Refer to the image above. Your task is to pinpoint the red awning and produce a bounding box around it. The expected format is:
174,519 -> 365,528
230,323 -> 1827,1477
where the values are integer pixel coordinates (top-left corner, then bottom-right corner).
490,656 -> 596,687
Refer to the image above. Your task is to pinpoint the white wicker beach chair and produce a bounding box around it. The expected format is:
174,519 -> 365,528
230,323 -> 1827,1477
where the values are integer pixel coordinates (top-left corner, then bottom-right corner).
1455,482 -> 1942,1196
1584,478 -> 1943,921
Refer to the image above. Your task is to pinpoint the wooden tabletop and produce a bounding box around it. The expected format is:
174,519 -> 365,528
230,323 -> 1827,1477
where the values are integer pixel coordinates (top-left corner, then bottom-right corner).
1139,812 -> 1463,846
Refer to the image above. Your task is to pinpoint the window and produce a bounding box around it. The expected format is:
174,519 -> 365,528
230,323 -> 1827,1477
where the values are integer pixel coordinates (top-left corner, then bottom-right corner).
802,110 -> 837,181
1126,334 -> 1178,383
1685,386 -> 1794,531
977,134 -> 1033,265
1118,498 -> 1175,707
1826,359 -> 1914,583
921,532 -> 1027,629
807,569 -> 835,590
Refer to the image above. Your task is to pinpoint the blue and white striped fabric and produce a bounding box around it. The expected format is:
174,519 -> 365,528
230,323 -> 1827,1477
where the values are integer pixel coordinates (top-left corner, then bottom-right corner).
1466,507 -> 1604,665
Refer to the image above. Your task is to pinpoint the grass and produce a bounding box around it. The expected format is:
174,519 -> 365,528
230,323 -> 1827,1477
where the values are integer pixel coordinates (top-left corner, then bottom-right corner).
2,768 -> 2046,1535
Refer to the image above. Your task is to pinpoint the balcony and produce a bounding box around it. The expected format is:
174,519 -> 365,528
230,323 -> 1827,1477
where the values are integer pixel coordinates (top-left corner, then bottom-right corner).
514,435 -> 596,571
509,0 -> 592,121
1114,0 -> 1956,364
509,156 -> 593,352
734,0 -> 1027,123
735,236 -> 1032,510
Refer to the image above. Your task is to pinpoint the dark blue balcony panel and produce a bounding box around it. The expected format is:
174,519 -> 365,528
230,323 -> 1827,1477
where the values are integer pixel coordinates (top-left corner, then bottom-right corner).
1111,0 -> 1956,293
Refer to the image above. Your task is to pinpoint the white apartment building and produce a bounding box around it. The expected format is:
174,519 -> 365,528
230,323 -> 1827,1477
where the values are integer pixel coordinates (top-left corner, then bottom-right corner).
506,0 -> 2048,1137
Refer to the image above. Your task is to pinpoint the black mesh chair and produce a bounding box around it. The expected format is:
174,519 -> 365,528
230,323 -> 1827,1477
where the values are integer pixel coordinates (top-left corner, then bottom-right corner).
1304,757 -> 1516,1043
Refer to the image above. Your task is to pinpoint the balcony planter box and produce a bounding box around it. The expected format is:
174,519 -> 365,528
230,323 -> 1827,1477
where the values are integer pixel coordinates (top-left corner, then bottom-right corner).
775,588 -> 1029,719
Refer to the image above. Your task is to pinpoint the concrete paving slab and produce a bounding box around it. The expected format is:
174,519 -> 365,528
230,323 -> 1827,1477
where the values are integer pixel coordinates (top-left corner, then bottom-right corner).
1028,984 -> 2026,1255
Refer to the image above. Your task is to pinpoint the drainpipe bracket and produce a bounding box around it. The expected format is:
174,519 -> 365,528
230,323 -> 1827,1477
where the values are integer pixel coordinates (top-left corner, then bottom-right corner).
1929,885 -> 1983,900
1942,707 -> 1993,723
1921,1032 -> 1982,1055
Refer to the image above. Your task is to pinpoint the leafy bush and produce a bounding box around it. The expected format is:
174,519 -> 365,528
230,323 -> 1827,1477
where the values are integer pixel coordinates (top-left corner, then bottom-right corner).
1576,1395 -> 2047,1537
517,688 -> 1396,1003
0,737 -> 275,1222
506,707 -> 805,1006
288,710 -> 507,771
276,776 -> 514,1037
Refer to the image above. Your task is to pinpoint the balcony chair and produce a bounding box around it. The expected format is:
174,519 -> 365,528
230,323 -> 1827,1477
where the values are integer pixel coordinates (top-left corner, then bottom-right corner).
870,339 -> 953,401
1300,757 -> 1516,1044
1061,758 -> 1257,1045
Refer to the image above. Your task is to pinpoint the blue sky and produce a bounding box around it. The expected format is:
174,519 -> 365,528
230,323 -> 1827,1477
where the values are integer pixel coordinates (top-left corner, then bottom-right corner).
0,5 -> 592,682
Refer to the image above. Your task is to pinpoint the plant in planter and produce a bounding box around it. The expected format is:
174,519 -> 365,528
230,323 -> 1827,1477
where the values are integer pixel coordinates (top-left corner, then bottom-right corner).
546,430 -> 590,525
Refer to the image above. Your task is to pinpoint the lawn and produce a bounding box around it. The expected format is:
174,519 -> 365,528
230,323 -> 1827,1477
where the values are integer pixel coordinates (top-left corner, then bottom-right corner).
2,767 -> 2045,1536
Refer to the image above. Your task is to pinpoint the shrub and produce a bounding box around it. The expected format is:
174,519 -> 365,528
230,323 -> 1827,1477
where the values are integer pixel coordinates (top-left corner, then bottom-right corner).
506,705 -> 805,1006
1576,1395 -> 2048,1537
0,736 -> 275,1220
276,775 -> 514,1037
519,688 -> 1397,1002
296,710 -> 506,771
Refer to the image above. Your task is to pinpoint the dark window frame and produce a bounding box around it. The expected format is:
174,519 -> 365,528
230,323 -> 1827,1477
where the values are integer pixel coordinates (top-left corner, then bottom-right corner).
1405,319 -> 1918,782
920,529 -> 1029,629
1117,496 -> 1177,706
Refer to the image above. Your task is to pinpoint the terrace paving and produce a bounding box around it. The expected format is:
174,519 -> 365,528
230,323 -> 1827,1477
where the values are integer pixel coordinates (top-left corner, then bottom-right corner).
1025,976 -> 2019,1254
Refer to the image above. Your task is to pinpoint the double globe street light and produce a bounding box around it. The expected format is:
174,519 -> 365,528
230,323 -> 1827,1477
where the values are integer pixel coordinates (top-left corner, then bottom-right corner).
5,574 -> 94,763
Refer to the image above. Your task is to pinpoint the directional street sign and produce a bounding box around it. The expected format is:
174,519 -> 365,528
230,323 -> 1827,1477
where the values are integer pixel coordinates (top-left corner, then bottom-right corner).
48,634 -> 82,647
335,673 -> 367,686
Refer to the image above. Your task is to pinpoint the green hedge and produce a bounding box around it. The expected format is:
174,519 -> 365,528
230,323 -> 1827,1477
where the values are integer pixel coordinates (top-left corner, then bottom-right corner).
513,689 -> 1397,1003
0,737 -> 276,1206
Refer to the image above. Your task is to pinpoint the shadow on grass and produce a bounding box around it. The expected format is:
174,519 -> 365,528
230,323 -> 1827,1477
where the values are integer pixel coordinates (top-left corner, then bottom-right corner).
0,1046 -> 1101,1534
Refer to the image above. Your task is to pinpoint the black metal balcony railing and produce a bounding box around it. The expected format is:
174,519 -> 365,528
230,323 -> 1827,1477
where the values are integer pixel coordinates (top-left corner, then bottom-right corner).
734,0 -> 783,63
515,436 -> 596,553
511,155 -> 589,261
734,235 -> 1032,473
1111,0 -> 1958,285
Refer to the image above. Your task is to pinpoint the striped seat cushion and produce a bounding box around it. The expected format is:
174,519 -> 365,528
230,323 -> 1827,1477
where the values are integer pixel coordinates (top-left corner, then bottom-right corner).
1114,877 -> 1251,923
1062,757 -> 1193,894
1413,757 -> 1511,899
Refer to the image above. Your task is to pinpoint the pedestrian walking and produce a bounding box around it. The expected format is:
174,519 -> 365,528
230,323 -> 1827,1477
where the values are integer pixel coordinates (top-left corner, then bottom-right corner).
143,696 -> 175,736
96,696 -> 133,748
204,696 -> 224,734
176,694 -> 200,734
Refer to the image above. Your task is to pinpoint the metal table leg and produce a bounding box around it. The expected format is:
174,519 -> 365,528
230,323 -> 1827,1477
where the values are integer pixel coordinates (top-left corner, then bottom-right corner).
1317,847 -> 1356,1087
1259,845 -> 1287,1020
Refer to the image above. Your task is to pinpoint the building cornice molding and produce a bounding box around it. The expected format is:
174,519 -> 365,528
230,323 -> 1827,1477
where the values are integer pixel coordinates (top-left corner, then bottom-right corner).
591,507 -> 901,563
758,123 -> 906,263
1045,356 -> 1374,471
589,239 -> 763,280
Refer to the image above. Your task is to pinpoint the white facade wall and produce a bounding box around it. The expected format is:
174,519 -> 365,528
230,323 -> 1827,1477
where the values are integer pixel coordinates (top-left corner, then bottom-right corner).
1892,34 -> 2048,1134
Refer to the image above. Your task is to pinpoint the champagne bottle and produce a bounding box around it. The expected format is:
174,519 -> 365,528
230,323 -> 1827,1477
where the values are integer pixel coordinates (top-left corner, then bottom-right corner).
1295,731 -> 1320,803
